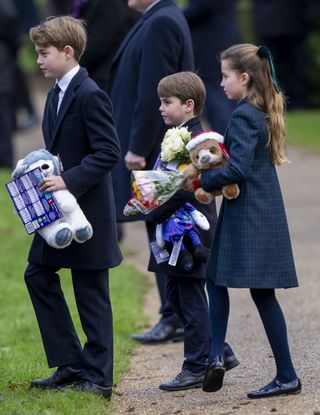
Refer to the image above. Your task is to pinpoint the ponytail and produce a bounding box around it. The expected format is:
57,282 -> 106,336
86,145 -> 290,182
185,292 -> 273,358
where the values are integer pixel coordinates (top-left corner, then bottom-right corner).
221,44 -> 289,165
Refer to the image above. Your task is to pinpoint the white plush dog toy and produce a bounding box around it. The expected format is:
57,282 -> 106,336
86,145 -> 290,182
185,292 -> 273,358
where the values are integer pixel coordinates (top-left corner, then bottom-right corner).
12,149 -> 93,249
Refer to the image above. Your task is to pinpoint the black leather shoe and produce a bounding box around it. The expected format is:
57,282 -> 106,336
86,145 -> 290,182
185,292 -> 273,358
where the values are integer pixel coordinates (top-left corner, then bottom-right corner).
31,366 -> 82,389
159,369 -> 204,391
247,378 -> 301,399
202,356 -> 225,393
131,322 -> 184,344
71,380 -> 112,400
224,342 -> 240,371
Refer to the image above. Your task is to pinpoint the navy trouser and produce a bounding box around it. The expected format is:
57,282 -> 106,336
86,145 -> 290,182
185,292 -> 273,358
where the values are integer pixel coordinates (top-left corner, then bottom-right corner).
146,221 -> 182,329
24,263 -> 113,387
166,275 -> 210,373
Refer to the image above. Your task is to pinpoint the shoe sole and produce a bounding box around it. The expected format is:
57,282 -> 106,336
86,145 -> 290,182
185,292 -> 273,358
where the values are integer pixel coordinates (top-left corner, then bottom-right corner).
202,366 -> 225,393
247,387 -> 301,399
31,380 -> 78,389
159,381 -> 203,391
141,335 -> 184,345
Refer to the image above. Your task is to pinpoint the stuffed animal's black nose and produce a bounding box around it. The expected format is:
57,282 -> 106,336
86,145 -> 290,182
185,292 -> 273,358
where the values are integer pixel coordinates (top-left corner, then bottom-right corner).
200,155 -> 210,164
41,164 -> 50,170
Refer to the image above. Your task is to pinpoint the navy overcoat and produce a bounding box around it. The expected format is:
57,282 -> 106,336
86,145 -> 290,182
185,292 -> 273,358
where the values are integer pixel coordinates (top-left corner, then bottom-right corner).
28,67 -> 123,270
201,100 -> 298,288
109,0 -> 194,221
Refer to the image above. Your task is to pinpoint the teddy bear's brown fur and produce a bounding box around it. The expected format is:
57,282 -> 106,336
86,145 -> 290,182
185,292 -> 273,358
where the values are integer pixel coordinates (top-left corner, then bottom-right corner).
183,138 -> 240,204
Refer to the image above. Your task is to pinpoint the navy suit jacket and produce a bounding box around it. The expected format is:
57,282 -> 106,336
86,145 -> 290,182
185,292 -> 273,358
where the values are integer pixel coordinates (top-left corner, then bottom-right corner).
202,100 -> 298,288
109,0 -> 194,221
28,67 -> 123,270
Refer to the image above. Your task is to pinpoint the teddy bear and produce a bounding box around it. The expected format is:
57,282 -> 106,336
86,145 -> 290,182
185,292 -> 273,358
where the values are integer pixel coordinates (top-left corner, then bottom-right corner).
183,130 -> 240,204
155,203 -> 210,272
12,148 -> 93,249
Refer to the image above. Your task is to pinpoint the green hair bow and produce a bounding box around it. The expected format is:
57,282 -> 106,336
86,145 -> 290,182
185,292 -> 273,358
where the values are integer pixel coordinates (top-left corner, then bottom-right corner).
257,45 -> 281,93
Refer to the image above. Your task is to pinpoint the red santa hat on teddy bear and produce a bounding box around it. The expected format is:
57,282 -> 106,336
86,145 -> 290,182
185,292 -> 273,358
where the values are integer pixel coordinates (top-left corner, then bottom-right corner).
186,130 -> 230,159
186,130 -> 224,151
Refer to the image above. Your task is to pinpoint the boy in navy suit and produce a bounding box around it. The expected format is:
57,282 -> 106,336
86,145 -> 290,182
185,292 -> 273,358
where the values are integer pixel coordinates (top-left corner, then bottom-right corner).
148,72 -> 239,391
26,16 -> 122,399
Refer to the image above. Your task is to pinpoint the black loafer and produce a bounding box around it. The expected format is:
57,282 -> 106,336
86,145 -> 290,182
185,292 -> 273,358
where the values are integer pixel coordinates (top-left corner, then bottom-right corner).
159,369 -> 204,391
224,342 -> 240,371
31,366 -> 82,389
247,378 -> 301,399
202,356 -> 225,393
71,380 -> 112,400
131,322 -> 184,344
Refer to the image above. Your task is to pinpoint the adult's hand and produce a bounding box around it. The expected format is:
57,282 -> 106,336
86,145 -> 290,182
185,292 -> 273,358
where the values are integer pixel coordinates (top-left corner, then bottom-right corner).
124,151 -> 146,170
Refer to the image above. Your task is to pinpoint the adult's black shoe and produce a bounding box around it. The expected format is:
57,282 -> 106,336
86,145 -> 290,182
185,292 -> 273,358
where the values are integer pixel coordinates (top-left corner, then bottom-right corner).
159,369 -> 204,391
202,355 -> 225,393
224,342 -> 240,371
247,378 -> 301,399
131,322 -> 184,344
31,366 -> 82,389
71,380 -> 112,400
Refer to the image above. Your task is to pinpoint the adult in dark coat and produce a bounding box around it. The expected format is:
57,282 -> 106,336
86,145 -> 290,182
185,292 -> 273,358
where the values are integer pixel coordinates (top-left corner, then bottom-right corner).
72,0 -> 139,92
109,0 -> 194,343
110,0 -> 194,221
253,0 -> 309,109
184,0 -> 242,134
25,16 -> 122,399
12,0 -> 39,130
0,0 -> 19,167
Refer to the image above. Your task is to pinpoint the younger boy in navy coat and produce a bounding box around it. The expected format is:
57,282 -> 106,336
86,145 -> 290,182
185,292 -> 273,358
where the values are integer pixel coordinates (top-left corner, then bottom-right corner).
148,72 -> 239,391
26,16 -> 122,399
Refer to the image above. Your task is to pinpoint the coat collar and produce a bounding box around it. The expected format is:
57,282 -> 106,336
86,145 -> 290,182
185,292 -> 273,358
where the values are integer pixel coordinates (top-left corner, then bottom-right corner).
181,116 -> 202,137
111,0 -> 173,65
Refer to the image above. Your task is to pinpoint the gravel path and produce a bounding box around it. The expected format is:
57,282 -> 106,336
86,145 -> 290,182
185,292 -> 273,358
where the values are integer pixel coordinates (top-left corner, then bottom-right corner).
14,81 -> 320,414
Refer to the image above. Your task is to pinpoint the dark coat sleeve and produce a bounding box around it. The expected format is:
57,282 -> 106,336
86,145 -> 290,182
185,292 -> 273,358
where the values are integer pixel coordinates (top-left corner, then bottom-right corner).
201,108 -> 261,191
61,89 -> 120,199
147,190 -> 195,223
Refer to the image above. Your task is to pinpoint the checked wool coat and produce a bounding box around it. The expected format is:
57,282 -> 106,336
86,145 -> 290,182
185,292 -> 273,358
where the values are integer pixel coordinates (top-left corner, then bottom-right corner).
201,100 -> 298,289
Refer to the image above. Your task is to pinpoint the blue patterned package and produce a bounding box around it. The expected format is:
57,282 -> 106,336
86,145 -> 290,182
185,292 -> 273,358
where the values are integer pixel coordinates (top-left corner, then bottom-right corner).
5,167 -> 62,234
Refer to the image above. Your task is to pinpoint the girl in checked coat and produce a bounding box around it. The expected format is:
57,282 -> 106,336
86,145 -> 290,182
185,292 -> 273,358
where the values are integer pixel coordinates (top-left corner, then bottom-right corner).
184,43 -> 301,399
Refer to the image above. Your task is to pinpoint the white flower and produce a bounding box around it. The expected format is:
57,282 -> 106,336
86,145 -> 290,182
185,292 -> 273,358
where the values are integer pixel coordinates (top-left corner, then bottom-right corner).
160,127 -> 192,162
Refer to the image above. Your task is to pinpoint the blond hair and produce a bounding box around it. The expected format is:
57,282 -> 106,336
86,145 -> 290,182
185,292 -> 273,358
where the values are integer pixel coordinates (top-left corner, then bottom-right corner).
157,72 -> 206,115
220,43 -> 288,165
29,16 -> 87,62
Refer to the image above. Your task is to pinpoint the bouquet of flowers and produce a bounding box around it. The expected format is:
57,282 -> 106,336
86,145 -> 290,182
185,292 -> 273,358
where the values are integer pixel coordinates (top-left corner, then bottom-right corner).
123,170 -> 186,216
160,127 -> 192,166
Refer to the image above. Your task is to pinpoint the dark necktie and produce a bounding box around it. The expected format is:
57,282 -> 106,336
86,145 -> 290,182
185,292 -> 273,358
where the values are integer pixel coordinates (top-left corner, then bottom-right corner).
49,83 -> 61,133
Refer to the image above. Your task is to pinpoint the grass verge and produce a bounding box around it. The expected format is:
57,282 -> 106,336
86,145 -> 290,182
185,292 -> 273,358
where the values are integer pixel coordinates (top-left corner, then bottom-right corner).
0,169 -> 148,415
285,110 -> 320,152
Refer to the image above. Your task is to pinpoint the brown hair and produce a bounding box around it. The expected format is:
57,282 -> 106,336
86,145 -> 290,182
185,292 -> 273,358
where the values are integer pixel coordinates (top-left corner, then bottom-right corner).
157,72 -> 206,115
29,16 -> 87,62
220,43 -> 288,165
